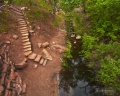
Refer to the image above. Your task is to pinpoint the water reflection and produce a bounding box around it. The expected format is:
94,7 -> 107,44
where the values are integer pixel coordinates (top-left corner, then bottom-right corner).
59,58 -> 104,96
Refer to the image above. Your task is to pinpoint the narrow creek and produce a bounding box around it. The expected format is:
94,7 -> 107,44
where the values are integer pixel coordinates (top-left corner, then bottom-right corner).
58,35 -> 105,96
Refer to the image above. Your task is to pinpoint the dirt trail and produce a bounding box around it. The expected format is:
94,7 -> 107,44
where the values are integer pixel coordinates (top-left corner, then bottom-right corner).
0,5 -> 66,96
18,28 -> 66,96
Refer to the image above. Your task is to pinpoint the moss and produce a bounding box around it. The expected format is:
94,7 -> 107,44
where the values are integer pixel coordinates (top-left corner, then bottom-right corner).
0,11 -> 17,33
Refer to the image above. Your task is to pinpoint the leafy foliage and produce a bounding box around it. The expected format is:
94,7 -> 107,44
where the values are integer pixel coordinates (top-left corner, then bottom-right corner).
99,58 -> 120,90
64,43 -> 72,59
59,0 -> 120,92
59,0 -> 80,12
87,0 -> 120,40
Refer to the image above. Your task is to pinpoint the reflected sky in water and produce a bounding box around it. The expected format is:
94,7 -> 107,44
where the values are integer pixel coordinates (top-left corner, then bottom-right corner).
59,58 -> 104,96
58,37 -> 105,96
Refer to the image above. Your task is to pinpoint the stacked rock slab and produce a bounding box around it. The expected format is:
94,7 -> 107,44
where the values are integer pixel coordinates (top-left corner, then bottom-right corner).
10,6 -> 49,66
0,45 -> 27,96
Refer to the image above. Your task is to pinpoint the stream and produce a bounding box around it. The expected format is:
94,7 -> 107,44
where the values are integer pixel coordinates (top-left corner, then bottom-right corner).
58,57 -> 104,96
58,36 -> 105,96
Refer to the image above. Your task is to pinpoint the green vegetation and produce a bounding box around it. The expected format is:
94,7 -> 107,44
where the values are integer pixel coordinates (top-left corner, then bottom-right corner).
0,11 -> 17,33
0,0 -> 120,93
59,0 -> 120,93
63,43 -> 72,59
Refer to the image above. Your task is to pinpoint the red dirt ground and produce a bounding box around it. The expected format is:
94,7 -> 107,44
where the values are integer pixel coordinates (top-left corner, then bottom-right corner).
0,7 -> 66,96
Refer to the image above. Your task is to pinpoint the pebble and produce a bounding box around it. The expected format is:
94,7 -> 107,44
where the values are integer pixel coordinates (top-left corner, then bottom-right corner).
38,43 -> 42,48
71,34 -> 75,38
5,41 -> 11,44
34,64 -> 38,68
3,32 -> 7,34
29,30 -> 34,33
52,42 -> 56,45
37,26 -> 40,30
20,7 -> 26,11
13,35 -> 18,40
74,41 -> 76,44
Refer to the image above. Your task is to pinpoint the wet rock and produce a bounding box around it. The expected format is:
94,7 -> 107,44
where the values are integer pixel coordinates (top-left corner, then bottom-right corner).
29,30 -> 34,33
76,35 -> 81,39
42,42 -> 49,48
38,43 -> 42,48
13,35 -> 18,40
